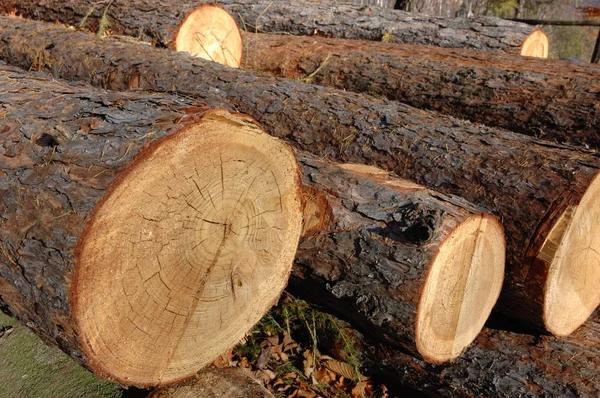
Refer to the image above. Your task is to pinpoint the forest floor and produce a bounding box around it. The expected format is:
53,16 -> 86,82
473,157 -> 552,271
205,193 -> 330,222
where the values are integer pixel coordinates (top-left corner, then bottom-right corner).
0,295 -> 390,398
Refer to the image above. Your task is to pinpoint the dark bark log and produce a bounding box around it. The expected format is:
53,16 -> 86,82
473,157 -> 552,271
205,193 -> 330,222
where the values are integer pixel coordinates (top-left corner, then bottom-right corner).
297,155 -> 505,363
243,32 -> 600,149
1,17 -> 600,334
2,0 -> 543,55
0,62 -> 305,386
344,311 -> 600,397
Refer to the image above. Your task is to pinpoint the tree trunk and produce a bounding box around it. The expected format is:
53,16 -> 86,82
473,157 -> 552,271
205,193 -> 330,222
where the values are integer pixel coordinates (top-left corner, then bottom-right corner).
297,155 -> 505,363
2,0 -> 546,55
0,63 -> 304,387
1,17 -> 600,336
243,32 -> 599,149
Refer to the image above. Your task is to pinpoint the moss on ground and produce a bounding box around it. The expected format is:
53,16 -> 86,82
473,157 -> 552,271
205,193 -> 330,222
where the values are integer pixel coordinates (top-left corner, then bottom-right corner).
0,311 -> 123,398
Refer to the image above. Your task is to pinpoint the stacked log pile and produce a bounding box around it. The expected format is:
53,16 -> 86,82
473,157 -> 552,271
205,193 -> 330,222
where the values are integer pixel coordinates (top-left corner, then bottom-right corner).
0,1 -> 600,396
2,0 -> 548,55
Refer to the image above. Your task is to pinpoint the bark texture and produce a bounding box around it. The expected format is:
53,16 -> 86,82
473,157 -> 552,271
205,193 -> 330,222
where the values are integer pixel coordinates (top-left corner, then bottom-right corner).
0,63 -> 224,374
1,18 -> 600,330
0,61 -> 502,371
346,311 -> 600,397
243,32 -> 600,149
3,0 -> 540,54
296,155 -> 503,360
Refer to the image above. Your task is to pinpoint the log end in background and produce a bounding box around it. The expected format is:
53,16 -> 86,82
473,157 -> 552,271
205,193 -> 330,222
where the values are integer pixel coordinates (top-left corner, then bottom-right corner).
541,173 -> 600,336
71,110 -> 303,386
175,4 -> 243,68
520,29 -> 549,58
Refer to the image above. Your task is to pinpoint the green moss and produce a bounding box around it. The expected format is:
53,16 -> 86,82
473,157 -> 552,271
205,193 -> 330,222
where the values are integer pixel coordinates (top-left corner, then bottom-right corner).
549,26 -> 584,60
0,312 -> 122,398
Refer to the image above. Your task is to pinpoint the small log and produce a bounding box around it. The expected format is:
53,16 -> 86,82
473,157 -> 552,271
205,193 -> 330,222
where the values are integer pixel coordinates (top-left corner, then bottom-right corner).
297,156 -> 505,363
149,367 -> 274,398
2,0 -> 547,55
1,18 -> 600,335
0,63 -> 303,386
242,33 -> 600,148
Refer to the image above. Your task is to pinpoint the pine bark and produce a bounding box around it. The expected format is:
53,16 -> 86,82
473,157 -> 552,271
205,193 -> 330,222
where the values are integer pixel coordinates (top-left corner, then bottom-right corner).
3,0 -> 540,54
0,63 -> 225,373
243,32 -> 600,149
296,155 -> 504,361
1,17 -> 600,331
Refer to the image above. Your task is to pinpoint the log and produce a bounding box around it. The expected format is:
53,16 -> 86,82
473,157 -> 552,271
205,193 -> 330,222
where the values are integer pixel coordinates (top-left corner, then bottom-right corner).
285,292 -> 600,397
243,32 -> 599,148
174,4 -> 242,68
0,63 -> 304,386
1,17 -> 600,335
223,0 -> 548,57
2,0 -> 547,56
1,1 -> 243,68
297,156 -> 505,363
344,310 -> 600,397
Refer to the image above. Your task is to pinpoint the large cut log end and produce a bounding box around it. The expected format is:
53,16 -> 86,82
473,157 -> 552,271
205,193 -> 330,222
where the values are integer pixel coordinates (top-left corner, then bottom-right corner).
70,110 -> 303,386
520,29 -> 549,58
416,214 -> 505,363
543,173 -> 600,336
175,4 -> 243,68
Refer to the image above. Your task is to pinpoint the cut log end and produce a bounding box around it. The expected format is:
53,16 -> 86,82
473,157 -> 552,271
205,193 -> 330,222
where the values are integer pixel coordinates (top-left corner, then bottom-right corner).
70,110 -> 303,386
416,215 -> 505,363
175,4 -> 243,68
520,29 -> 549,58
544,173 -> 600,336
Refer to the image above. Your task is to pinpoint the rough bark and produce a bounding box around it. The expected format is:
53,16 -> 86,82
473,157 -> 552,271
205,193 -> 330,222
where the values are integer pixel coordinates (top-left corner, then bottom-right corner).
296,155 -> 504,362
0,61 -> 506,374
2,0 -> 541,54
347,311 -> 600,397
0,64 -> 210,370
243,32 -> 600,149
0,62 -> 306,387
1,17 -> 600,332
